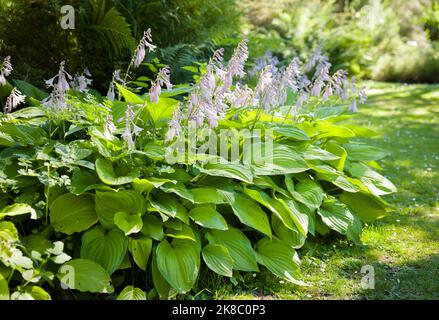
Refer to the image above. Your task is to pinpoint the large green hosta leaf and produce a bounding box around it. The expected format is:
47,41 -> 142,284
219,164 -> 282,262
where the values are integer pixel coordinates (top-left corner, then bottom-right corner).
271,215 -> 306,249
202,244 -> 233,277
95,158 -> 138,185
271,125 -> 310,141
196,163 -> 253,183
317,199 -> 354,235
343,143 -> 389,161
339,191 -> 389,222
288,179 -> 324,210
255,237 -> 304,285
114,212 -> 143,235
206,228 -> 259,272
95,190 -> 145,229
129,236 -> 152,271
160,182 -> 194,203
141,215 -> 164,241
309,163 -> 359,192
57,259 -> 113,293
347,162 -> 396,196
243,187 -> 296,231
325,141 -> 347,171
221,191 -> 271,237
80,226 -> 128,274
156,239 -> 200,293
188,205 -> 228,230
149,194 -> 189,224
152,249 -> 172,299
243,143 -> 309,175
50,193 -> 98,235
276,197 -> 309,236
190,188 -> 225,204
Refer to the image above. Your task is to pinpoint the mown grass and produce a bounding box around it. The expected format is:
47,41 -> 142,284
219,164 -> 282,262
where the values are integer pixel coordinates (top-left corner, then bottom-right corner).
200,82 -> 439,300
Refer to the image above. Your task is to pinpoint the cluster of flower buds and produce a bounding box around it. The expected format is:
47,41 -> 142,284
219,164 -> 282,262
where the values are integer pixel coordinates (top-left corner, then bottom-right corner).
133,28 -> 156,68
0,56 -> 12,86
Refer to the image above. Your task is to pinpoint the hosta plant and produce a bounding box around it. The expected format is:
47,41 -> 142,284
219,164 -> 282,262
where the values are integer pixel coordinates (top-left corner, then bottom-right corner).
0,35 -> 395,300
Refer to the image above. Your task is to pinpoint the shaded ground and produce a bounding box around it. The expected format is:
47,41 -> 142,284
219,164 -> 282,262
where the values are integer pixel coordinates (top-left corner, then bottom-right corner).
202,82 -> 439,300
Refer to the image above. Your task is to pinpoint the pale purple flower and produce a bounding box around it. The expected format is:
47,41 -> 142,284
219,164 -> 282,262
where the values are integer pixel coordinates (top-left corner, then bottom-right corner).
71,69 -> 92,92
113,69 -> 124,85
226,40 -> 248,79
0,56 -> 12,85
103,115 -> 117,139
120,104 -> 142,149
249,51 -> 279,77
43,61 -> 72,111
305,48 -> 326,72
149,66 -> 172,103
4,87 -> 25,113
166,104 -> 183,141
349,98 -> 358,112
133,29 -> 156,68
149,83 -> 161,103
107,82 -> 115,101
229,83 -> 255,108
359,85 -> 367,104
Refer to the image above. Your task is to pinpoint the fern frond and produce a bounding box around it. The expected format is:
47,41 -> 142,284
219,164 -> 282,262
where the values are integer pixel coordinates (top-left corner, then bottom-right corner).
79,0 -> 135,59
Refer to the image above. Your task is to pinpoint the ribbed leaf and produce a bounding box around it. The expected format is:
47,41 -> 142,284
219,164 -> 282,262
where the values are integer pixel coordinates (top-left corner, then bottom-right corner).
80,226 -> 128,274
202,244 -> 233,277
156,239 -> 200,293
339,191 -> 388,222
189,205 -> 228,230
317,199 -> 354,234
344,143 -> 389,161
243,142 -> 309,175
206,228 -> 259,272
117,286 -> 147,300
57,259 -> 113,293
50,193 -> 97,235
95,158 -> 138,185
95,190 -> 144,229
256,237 -> 304,285
221,191 -> 272,237
196,163 -> 253,183
347,162 -> 396,196
128,236 -> 152,271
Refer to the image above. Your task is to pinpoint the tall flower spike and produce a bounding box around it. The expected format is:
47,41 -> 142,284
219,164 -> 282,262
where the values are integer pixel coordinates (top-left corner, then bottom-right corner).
226,40 -> 249,79
42,61 -> 72,111
4,87 -> 25,113
133,29 -> 156,68
0,56 -> 13,86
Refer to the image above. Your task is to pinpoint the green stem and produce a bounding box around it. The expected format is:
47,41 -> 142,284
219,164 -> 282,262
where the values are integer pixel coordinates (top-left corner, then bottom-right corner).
7,268 -> 15,284
45,166 -> 50,226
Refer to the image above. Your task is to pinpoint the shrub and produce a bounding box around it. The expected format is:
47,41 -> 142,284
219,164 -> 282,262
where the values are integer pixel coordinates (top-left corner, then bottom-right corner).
0,35 -> 396,299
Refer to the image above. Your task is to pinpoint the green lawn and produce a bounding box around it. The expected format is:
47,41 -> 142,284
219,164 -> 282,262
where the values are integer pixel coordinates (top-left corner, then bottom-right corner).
204,82 -> 439,300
